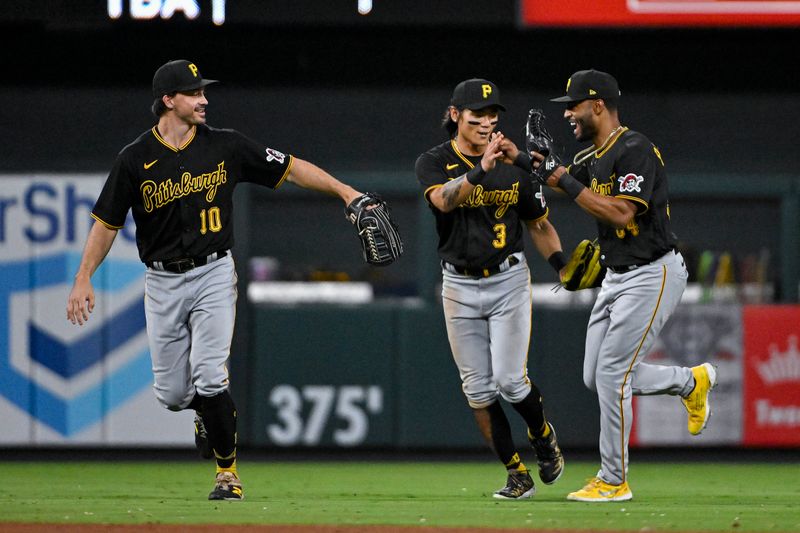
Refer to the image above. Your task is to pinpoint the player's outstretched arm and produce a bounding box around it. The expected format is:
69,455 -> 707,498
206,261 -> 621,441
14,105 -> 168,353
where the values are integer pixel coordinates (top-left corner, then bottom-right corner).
572,189 -> 637,229
286,158 -> 362,206
527,217 -> 563,265
66,221 -> 119,326
532,156 -> 637,229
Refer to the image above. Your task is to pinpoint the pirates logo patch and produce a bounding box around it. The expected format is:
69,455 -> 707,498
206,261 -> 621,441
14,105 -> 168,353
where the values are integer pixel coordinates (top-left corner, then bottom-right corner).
618,173 -> 644,193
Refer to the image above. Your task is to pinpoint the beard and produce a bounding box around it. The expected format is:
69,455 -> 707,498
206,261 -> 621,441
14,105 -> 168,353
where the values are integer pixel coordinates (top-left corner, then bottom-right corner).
575,117 -> 596,143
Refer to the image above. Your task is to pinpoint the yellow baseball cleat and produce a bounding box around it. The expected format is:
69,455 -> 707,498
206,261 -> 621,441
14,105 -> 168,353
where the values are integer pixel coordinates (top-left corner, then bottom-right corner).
681,362 -> 718,435
567,477 -> 632,502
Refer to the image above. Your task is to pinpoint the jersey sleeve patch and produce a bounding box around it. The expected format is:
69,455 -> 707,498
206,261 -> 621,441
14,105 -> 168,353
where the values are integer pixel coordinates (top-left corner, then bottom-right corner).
617,173 -> 644,193
265,147 -> 287,164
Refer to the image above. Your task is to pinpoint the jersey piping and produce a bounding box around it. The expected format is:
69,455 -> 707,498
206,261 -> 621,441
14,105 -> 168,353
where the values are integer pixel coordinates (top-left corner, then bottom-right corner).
450,139 -> 476,169
90,213 -> 124,230
522,267 -> 533,386
617,264 -> 667,483
616,194 -> 649,214
423,183 -> 443,201
529,207 -> 550,225
595,127 -> 629,159
151,125 -> 197,152
273,155 -> 294,190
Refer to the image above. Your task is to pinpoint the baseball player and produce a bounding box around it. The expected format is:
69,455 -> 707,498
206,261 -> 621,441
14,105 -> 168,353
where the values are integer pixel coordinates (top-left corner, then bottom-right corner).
415,79 -> 566,500
66,59 -> 367,501
525,69 -> 717,502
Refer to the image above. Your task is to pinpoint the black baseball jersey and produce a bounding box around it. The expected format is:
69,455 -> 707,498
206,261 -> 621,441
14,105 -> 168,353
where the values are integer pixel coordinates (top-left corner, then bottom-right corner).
415,139 -> 548,269
569,128 -> 677,267
92,124 -> 292,263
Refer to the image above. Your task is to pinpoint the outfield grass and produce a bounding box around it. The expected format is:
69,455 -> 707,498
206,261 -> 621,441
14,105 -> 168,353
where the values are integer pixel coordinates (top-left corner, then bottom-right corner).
0,460 -> 798,531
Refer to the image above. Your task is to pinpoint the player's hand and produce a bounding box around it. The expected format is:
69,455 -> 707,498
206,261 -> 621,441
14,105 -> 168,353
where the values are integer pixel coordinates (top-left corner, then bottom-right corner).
530,150 -> 566,188
480,132 -> 505,173
67,276 -> 95,326
498,137 -> 520,165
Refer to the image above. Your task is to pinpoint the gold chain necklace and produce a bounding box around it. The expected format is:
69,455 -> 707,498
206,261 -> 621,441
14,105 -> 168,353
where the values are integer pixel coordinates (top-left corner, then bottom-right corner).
573,125 -> 625,165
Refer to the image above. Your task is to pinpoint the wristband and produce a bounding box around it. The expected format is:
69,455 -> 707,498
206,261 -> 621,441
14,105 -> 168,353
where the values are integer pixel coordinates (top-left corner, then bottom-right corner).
547,251 -> 567,273
557,172 -> 586,200
465,165 -> 487,185
513,152 -> 532,172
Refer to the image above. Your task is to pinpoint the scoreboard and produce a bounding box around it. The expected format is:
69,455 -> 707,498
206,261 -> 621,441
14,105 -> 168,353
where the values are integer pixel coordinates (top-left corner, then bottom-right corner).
5,1 -> 800,28
520,0 -> 800,27
0,0 -> 512,28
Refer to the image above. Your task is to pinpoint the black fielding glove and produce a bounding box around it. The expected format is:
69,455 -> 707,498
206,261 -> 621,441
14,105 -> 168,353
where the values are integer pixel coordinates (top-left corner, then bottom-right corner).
525,108 -> 555,157
344,192 -> 404,266
525,108 -> 563,185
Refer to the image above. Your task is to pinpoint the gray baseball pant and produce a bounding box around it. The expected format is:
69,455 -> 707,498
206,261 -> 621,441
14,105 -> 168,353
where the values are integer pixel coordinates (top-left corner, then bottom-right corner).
441,253 -> 533,409
144,254 -> 237,411
584,250 -> 694,485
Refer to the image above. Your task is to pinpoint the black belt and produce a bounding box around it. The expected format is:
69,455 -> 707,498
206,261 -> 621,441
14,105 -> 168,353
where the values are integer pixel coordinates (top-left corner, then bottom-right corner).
607,263 -> 643,273
146,250 -> 228,273
444,255 -> 520,278
607,249 -> 676,273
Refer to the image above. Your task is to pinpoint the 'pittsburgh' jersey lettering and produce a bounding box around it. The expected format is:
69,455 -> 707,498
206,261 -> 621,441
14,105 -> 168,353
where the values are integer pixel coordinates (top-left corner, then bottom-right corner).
591,177 -> 614,196
141,162 -> 228,212
462,182 -> 520,218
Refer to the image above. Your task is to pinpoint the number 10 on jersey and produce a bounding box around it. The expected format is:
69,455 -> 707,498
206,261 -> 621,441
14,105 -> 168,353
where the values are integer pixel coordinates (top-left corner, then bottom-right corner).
200,206 -> 222,234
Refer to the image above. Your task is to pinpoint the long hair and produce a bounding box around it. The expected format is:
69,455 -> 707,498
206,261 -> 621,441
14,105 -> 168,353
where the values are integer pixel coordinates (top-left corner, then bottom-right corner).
441,106 -> 459,138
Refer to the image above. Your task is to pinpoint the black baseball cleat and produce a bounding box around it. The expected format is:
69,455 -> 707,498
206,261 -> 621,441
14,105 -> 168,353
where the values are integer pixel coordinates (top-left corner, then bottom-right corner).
194,414 -> 214,460
493,469 -> 536,500
529,422 -> 565,484
208,471 -> 244,501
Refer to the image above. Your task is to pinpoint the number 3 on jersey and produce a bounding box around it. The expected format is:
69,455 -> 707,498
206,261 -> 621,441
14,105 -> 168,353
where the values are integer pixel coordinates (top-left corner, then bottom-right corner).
492,223 -> 506,249
200,206 -> 222,234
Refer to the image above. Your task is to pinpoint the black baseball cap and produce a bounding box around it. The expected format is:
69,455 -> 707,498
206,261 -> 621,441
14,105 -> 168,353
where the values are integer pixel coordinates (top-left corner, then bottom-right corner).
450,79 -> 506,111
152,59 -> 218,98
550,69 -> 621,103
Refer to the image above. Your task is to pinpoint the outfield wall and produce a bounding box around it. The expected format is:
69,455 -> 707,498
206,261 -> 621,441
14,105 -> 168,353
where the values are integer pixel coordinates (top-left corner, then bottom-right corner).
0,173 -> 797,449
243,301 -> 800,450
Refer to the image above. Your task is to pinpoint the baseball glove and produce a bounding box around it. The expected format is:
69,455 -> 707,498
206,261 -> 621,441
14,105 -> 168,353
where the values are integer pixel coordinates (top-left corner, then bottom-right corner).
525,108 -> 563,185
345,192 -> 403,267
525,108 -> 555,157
560,239 -> 606,291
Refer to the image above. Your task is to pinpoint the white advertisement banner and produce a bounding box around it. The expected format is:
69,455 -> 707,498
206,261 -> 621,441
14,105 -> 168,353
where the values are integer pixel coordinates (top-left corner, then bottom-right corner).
0,175 -> 192,445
